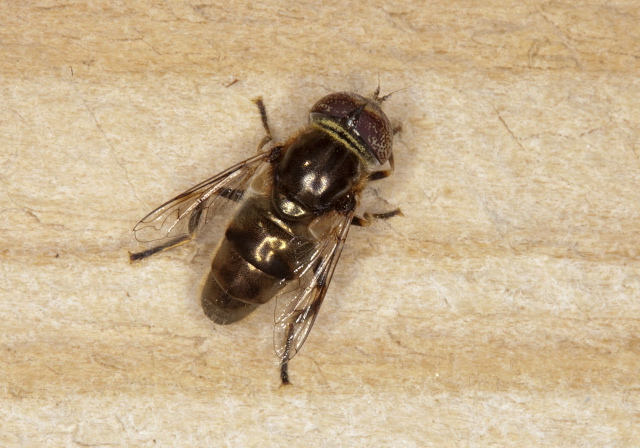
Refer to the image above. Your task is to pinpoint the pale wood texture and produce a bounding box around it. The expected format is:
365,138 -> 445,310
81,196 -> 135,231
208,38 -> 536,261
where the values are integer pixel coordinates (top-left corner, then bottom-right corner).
1,1 -> 639,446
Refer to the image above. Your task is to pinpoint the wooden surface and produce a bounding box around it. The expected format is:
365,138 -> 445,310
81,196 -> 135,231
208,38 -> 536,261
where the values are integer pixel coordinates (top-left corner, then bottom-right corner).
1,1 -> 639,446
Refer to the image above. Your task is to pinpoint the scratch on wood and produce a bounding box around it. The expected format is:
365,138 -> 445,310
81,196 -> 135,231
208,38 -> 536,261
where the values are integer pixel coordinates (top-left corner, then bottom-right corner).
491,104 -> 524,151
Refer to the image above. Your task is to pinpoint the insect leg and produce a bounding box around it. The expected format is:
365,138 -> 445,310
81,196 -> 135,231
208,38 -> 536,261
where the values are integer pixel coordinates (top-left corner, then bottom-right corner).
253,97 -> 273,152
130,199 -> 210,262
280,323 -> 295,386
368,153 -> 395,181
129,235 -> 191,261
351,208 -> 403,227
278,256 -> 329,387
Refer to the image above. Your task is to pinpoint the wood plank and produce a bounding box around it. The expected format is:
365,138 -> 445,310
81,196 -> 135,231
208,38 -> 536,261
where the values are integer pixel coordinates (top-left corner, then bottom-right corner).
1,1 -> 638,446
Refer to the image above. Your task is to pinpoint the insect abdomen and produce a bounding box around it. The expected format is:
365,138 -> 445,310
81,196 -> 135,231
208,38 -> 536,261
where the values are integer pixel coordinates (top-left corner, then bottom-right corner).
201,196 -> 312,324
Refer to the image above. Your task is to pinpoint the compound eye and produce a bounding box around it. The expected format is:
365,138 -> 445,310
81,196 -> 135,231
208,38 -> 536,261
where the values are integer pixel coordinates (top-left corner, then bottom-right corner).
351,104 -> 393,165
310,92 -> 393,164
310,92 -> 363,118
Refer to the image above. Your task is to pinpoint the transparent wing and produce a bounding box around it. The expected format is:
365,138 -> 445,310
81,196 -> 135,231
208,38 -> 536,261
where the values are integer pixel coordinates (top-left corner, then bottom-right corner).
273,209 -> 355,362
130,151 -> 270,259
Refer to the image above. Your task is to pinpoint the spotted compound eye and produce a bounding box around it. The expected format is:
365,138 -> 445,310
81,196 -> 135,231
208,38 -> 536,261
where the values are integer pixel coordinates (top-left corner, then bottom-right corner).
309,92 -> 393,165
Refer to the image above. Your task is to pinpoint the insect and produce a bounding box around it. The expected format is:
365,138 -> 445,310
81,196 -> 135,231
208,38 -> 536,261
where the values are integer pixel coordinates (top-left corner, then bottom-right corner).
130,88 -> 401,385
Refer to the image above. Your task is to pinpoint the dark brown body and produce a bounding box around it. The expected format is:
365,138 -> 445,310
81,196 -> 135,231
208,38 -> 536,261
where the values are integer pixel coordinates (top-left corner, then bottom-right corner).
202,127 -> 366,324
130,90 -> 398,384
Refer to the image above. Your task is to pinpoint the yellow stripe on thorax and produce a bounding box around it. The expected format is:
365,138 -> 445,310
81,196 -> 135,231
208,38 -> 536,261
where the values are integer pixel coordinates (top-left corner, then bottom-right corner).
312,119 -> 376,167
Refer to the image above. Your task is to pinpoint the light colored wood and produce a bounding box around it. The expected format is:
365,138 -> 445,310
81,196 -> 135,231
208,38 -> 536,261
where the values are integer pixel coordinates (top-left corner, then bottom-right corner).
1,1 -> 639,446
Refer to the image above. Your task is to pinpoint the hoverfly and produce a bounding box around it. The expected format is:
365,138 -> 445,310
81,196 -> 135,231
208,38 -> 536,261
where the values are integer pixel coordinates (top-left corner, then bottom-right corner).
130,88 -> 401,385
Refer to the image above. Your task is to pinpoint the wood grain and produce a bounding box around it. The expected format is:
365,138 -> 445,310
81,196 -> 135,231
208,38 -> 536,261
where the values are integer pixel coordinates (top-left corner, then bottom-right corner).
1,1 -> 639,446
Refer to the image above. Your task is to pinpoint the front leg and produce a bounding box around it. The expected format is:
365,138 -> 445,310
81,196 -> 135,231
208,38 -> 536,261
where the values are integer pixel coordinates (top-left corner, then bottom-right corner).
351,208 -> 403,227
369,153 -> 395,181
